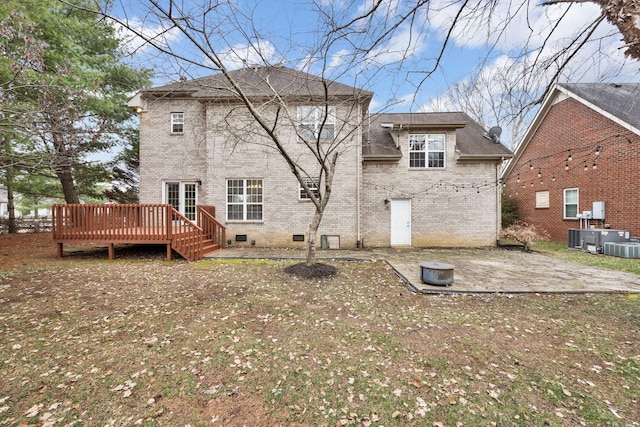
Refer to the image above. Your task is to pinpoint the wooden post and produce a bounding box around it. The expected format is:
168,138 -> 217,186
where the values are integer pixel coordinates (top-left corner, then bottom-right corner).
57,242 -> 64,258
108,243 -> 115,260
166,244 -> 172,261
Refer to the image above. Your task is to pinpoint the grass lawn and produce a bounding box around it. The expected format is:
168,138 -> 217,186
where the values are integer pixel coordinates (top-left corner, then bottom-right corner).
0,234 -> 639,426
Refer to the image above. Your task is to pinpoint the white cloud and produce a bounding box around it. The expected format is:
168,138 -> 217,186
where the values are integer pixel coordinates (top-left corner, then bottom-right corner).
111,17 -> 182,55
218,40 -> 281,70
364,24 -> 427,67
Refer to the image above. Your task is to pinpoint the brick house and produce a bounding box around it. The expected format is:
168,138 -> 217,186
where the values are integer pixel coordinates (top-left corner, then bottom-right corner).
128,66 -> 512,248
501,83 -> 640,242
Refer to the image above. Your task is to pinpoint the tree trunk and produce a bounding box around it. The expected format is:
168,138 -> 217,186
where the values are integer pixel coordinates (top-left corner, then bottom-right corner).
57,165 -> 80,204
306,207 -> 324,266
6,171 -> 17,234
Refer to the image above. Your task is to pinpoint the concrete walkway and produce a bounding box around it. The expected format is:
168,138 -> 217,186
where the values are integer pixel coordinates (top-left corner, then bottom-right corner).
205,246 -> 640,294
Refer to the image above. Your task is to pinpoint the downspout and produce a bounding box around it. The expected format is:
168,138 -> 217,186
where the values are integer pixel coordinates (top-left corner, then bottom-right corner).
496,160 -> 502,245
356,106 -> 364,248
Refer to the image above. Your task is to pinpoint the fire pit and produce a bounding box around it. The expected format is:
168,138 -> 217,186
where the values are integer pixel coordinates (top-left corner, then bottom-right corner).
420,262 -> 454,286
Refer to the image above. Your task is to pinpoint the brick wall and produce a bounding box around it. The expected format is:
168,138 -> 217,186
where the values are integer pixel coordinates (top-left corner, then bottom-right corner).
141,97 -> 365,248
362,128 -> 501,247
504,97 -> 640,242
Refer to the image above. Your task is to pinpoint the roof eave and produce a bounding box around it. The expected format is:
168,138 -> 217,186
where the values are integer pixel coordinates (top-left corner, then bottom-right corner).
362,154 -> 403,162
385,122 -> 467,130
457,153 -> 513,162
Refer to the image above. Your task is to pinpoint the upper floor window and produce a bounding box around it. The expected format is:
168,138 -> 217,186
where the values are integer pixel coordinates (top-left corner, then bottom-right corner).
409,134 -> 445,169
227,179 -> 263,222
297,106 -> 335,141
171,112 -> 184,134
299,177 -> 319,200
564,188 -> 579,219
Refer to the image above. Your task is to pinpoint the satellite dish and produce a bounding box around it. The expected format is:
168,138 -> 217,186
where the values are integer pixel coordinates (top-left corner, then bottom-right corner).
483,126 -> 502,144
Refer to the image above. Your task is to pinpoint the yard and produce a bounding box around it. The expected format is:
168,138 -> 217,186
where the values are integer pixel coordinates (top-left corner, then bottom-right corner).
0,233 -> 639,426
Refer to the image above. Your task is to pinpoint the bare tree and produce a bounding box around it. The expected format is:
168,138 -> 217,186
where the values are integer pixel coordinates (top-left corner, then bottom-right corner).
84,0 -> 636,266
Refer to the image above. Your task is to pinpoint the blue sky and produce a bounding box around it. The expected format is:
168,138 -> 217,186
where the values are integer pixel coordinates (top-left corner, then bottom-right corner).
109,0 -> 638,146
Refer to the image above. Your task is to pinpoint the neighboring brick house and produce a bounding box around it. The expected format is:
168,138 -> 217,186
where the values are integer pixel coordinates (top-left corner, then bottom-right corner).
502,83 -> 640,242
128,66 -> 512,248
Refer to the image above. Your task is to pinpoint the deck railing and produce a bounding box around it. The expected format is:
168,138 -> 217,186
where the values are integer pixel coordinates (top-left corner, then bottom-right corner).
170,209 -> 204,261
52,204 -> 225,261
52,204 -> 173,242
197,205 -> 226,249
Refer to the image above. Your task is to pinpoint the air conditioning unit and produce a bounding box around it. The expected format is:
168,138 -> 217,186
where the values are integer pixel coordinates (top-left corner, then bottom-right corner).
604,242 -> 640,258
581,229 -> 630,254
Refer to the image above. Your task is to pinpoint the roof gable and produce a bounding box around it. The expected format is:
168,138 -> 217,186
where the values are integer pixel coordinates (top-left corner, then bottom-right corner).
502,82 -> 640,179
559,83 -> 640,132
142,66 -> 373,102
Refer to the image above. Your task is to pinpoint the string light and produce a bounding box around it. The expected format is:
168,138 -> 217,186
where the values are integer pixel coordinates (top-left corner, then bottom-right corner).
595,146 -> 601,156
567,150 -> 572,161
537,168 -> 542,178
583,161 -> 588,171
592,160 -> 597,170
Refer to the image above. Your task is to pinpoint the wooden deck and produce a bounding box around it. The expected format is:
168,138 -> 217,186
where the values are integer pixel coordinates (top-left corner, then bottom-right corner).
52,204 -> 226,261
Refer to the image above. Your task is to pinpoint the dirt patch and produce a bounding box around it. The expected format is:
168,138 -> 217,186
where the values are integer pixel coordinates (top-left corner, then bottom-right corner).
283,262 -> 339,279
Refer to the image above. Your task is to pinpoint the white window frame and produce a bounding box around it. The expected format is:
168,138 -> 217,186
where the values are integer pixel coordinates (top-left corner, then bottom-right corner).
171,112 -> 184,134
409,134 -> 445,169
563,188 -> 579,219
163,181 -> 198,221
226,179 -> 263,222
299,177 -> 320,200
297,106 -> 335,142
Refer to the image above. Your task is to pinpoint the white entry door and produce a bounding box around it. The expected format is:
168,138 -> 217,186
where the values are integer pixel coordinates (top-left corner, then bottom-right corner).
390,199 -> 411,246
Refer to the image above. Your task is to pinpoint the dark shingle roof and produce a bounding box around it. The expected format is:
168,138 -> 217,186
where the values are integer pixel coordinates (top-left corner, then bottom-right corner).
559,83 -> 640,130
364,112 -> 513,161
142,66 -> 373,101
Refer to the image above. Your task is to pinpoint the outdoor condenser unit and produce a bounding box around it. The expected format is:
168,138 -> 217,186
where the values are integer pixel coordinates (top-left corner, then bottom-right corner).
581,229 -> 629,254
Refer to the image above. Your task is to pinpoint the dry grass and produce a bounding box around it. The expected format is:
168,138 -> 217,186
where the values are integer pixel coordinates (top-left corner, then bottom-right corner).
0,234 -> 639,426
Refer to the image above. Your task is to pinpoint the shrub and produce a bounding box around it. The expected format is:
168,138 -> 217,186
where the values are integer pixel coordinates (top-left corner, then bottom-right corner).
500,221 -> 549,252
501,192 -> 520,227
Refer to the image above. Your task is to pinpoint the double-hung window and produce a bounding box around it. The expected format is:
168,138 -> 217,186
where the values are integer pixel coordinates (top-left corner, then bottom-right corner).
299,177 -> 320,200
298,106 -> 335,141
409,134 -> 445,169
227,179 -> 263,221
171,112 -> 184,134
563,188 -> 579,219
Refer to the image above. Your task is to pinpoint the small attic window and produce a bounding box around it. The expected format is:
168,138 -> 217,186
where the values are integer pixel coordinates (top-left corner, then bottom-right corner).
171,112 -> 184,134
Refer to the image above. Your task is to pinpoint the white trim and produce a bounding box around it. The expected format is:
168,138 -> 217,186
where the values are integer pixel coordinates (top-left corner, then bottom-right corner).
563,187 -> 579,220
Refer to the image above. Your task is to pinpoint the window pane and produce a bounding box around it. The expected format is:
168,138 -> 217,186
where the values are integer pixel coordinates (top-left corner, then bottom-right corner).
410,152 -> 425,168
184,183 -> 196,220
319,124 -> 334,140
298,124 -> 315,141
428,152 -> 444,168
428,135 -> 444,151
565,189 -> 577,203
227,205 -> 244,221
227,180 -> 243,202
409,135 -> 426,151
166,183 -> 179,209
565,204 -> 578,218
247,205 -> 262,221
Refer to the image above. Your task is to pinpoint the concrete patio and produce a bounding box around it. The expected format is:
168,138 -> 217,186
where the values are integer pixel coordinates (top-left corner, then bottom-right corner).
205,246 -> 640,294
